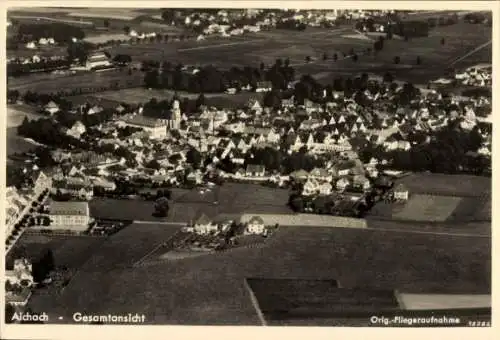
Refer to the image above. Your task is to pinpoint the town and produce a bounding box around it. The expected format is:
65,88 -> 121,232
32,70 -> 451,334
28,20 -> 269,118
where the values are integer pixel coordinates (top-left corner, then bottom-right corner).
4,7 -> 492,327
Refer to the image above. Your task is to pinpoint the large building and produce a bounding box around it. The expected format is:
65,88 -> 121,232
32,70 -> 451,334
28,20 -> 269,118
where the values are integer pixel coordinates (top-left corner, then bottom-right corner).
49,201 -> 91,232
118,114 -> 169,140
85,52 -> 112,70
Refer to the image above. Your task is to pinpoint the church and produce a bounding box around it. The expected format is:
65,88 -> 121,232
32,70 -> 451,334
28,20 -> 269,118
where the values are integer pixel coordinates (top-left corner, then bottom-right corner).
168,99 -> 182,130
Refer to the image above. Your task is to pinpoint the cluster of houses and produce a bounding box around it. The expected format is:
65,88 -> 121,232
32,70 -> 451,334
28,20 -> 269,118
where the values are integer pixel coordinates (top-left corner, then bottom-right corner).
185,213 -> 268,236
5,171 -> 52,248
30,75 -> 492,207
25,37 -> 57,50
5,258 -> 34,306
454,64 -> 492,87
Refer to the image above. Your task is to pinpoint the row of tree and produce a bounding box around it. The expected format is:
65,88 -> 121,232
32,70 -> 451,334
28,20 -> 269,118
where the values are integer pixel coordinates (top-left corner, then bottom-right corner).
143,59 -> 295,93
16,23 -> 85,44
7,59 -> 70,77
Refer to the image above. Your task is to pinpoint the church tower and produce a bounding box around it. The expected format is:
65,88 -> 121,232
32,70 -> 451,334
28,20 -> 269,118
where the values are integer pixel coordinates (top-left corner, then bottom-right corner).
169,99 -> 181,130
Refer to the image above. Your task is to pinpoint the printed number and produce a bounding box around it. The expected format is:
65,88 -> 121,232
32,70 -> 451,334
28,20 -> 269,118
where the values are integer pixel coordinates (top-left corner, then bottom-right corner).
468,321 -> 490,327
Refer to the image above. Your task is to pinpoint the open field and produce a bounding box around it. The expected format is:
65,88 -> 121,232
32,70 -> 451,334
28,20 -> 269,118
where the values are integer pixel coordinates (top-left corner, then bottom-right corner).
88,87 -> 263,108
89,198 -> 164,221
367,219 -> 490,237
8,68 -> 143,93
28,225 -> 490,324
392,194 -> 462,222
7,21 -> 491,100
6,234 -> 104,270
395,173 -> 491,197
447,195 -> 491,222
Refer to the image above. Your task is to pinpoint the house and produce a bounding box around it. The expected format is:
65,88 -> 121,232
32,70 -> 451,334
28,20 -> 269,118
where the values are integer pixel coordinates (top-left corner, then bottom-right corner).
44,101 -> 60,115
247,99 -> 263,114
66,121 -> 87,139
5,259 -> 33,287
246,164 -> 266,177
193,214 -> 218,235
245,216 -> 266,235
255,81 -> 272,93
49,201 -> 91,232
337,162 -> 354,176
290,169 -> 309,181
85,52 -> 112,70
393,183 -> 409,201
302,179 -> 319,196
309,168 -> 330,182
318,182 -> 333,196
336,177 -> 350,191
26,41 -> 37,49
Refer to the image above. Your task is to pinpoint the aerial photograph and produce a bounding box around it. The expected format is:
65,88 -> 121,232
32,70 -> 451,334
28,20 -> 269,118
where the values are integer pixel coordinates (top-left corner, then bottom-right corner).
4,7 -> 492,327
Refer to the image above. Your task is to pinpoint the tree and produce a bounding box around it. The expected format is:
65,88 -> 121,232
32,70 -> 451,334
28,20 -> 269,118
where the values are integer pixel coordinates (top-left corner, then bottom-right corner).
154,197 -> 169,217
186,148 -> 202,168
394,56 -> 401,64
195,93 -> 206,110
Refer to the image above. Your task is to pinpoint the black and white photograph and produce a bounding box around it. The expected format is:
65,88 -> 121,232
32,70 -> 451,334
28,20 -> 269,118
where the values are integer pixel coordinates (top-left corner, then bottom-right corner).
2,2 -> 495,333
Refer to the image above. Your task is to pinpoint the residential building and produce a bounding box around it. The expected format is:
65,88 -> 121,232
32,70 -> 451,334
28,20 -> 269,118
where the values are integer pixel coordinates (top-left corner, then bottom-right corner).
245,216 -> 266,235
85,52 -> 112,70
246,164 -> 266,177
193,214 -> 218,234
393,183 -> 409,201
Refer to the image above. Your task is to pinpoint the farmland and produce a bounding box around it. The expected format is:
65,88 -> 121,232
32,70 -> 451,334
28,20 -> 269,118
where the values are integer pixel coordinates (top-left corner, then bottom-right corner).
6,234 -> 104,270
28,225 -> 490,324
395,173 -> 491,197
7,19 -> 491,100
89,198 -> 162,221
87,87 -> 264,108
89,183 -> 292,223
391,194 -> 462,222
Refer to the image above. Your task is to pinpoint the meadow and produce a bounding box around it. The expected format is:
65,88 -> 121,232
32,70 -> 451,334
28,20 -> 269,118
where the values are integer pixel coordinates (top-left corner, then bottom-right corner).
28,225 -> 490,325
392,194 -> 462,222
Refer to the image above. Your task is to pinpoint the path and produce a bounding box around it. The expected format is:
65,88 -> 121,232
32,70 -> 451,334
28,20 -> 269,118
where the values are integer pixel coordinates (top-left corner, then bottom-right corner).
177,39 -> 265,52
449,39 -> 492,67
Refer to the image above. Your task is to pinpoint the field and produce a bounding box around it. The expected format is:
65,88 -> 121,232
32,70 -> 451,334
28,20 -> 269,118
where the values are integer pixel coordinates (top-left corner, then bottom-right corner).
6,234 -> 103,270
8,68 -> 143,93
89,183 -> 292,223
392,194 -> 462,222
395,173 -> 491,197
86,87 -> 263,108
27,224 -> 490,325
7,19 -> 491,107
89,198 -> 163,221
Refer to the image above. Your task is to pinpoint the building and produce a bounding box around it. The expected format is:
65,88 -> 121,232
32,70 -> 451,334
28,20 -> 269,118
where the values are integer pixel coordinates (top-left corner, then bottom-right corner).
44,101 -> 60,115
119,114 -> 169,139
246,164 -> 266,177
245,216 -> 266,235
393,183 -> 409,201
85,52 -> 112,70
193,214 -> 218,235
49,201 -> 91,232
5,259 -> 33,287
168,100 -> 182,130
